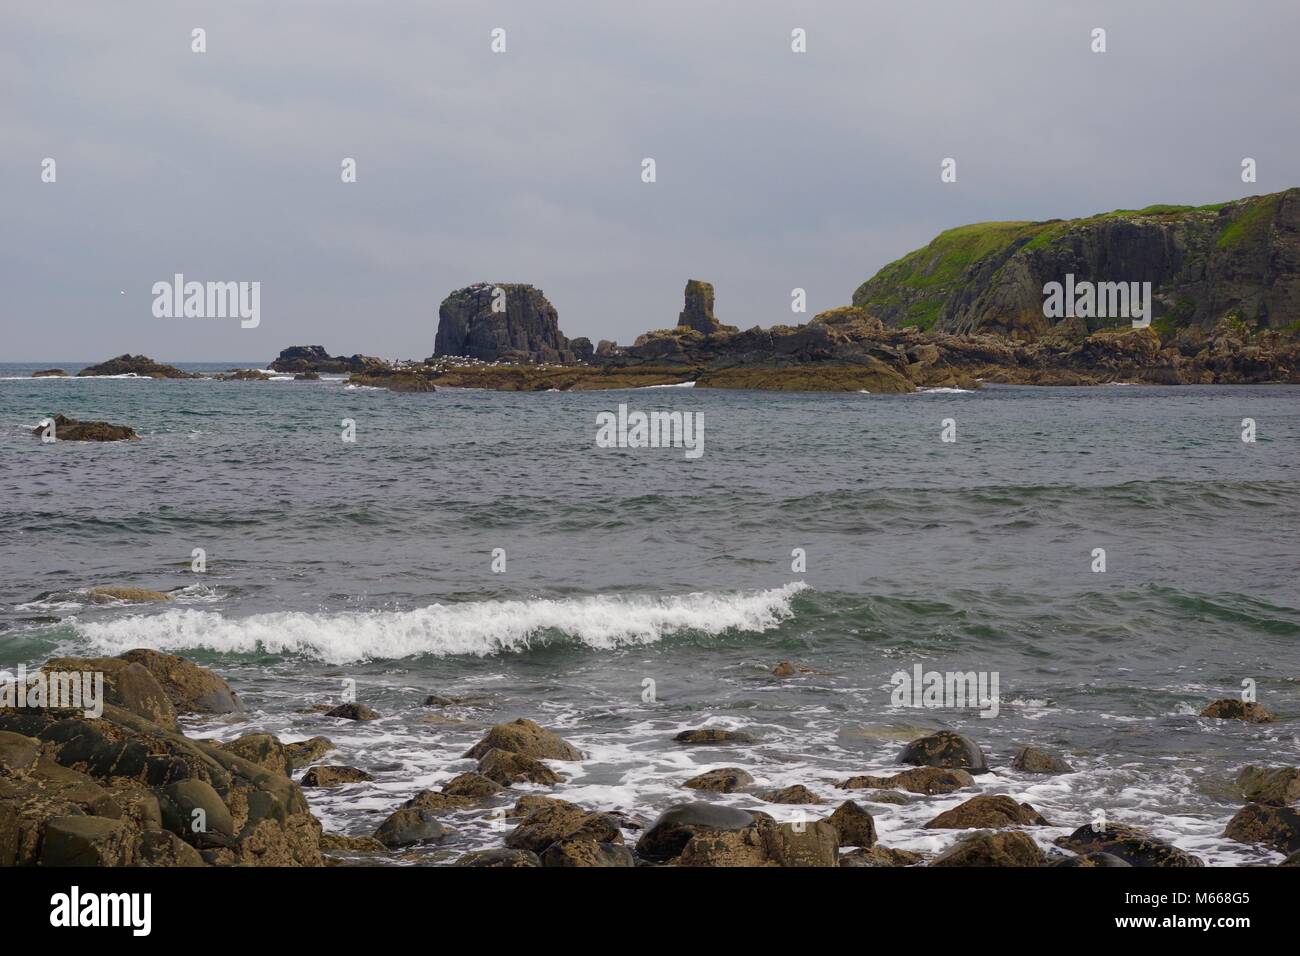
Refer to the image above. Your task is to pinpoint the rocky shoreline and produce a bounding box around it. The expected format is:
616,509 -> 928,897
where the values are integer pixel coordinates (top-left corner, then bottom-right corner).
3,650 -> 1295,867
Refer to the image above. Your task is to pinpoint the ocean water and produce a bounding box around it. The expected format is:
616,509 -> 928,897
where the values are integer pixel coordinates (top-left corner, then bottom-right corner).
1,361 -> 1298,865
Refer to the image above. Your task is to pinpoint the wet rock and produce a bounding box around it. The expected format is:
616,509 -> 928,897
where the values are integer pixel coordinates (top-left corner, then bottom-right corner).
1055,823 -> 1204,867
87,587 -> 169,602
77,354 -> 197,378
931,831 -> 1045,867
300,766 -> 373,788
673,728 -> 757,745
771,661 -> 812,678
40,655 -> 178,730
1236,766 -> 1300,806
40,816 -> 135,866
636,802 -> 758,862
476,748 -> 562,786
463,718 -> 582,761
402,790 -> 474,813
683,767 -> 754,793
506,795 -> 578,818
0,731 -> 41,772
32,368 -> 66,377
504,803 -> 622,855
1052,851 -> 1132,867
324,703 -> 380,721
898,731 -> 989,774
542,837 -> 635,867
117,649 -> 243,714
840,845 -> 923,867
1223,803 -> 1300,854
924,795 -> 1051,829
221,733 -> 290,776
828,800 -> 877,847
757,784 -> 822,805
1011,746 -> 1074,775
374,808 -> 455,848
839,766 -> 975,795
434,284 -> 572,363
441,772 -> 502,799
675,818 -> 839,868
139,828 -> 205,866
453,848 -> 541,867
1200,699 -> 1275,723
284,736 -> 335,768
160,779 -> 237,849
320,833 -> 386,853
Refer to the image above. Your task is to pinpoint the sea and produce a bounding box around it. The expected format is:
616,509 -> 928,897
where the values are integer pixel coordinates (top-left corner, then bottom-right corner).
1,361 -> 1297,865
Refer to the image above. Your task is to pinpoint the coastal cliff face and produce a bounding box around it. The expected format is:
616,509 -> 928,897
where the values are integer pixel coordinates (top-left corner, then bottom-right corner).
852,189 -> 1300,337
433,283 -> 572,363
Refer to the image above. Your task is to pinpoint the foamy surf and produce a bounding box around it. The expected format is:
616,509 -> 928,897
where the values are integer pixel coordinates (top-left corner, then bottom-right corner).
73,583 -> 809,663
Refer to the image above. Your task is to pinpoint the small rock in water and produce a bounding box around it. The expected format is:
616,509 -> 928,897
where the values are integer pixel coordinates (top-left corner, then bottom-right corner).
924,794 -> 1051,829
898,731 -> 989,774
1011,745 -> 1074,775
33,414 -> 140,442
1200,699 -> 1275,723
828,801 -> 877,848
1055,823 -> 1204,867
463,717 -> 582,761
300,765 -> 373,788
373,808 -> 455,848
673,728 -> 757,745
757,784 -> 822,805
325,703 -> 380,721
771,661 -> 812,678
1223,803 -> 1300,854
931,831 -> 1045,867
682,767 -> 754,793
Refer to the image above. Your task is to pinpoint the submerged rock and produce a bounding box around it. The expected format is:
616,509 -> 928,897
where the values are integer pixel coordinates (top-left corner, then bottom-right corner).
1200,699 -> 1275,723
898,731 -> 989,774
673,728 -> 757,745
1055,823 -> 1204,867
1011,746 -> 1074,775
33,415 -> 140,442
88,587 -> 169,602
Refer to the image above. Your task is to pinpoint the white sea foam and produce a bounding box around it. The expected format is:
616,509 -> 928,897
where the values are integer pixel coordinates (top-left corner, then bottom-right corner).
73,583 -> 809,664
916,387 -> 973,394
638,381 -> 696,388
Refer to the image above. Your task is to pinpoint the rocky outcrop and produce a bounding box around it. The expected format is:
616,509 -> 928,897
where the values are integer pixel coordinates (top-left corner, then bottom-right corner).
853,189 -> 1300,337
32,369 -> 66,377
463,718 -> 582,761
33,414 -> 139,442
77,354 -> 197,378
1201,699 -> 1275,722
677,279 -> 723,333
434,284 -> 572,363
923,795 -> 1051,829
116,649 -> 242,716
269,346 -> 385,374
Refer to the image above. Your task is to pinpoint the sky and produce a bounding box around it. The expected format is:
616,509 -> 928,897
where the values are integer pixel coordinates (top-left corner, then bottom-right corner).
3,0 -> 1298,362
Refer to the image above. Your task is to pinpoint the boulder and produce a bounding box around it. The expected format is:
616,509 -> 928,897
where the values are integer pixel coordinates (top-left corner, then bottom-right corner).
300,766 -> 373,788
117,649 -> 242,715
682,767 -> 754,793
924,795 -> 1050,829
839,845 -> 922,867
635,802 -> 758,862
159,778 -> 237,848
1200,699 -> 1275,722
476,748 -> 563,786
284,737 -> 335,768
39,656 -> 177,730
1223,803 -> 1300,854
373,808 -> 454,848
40,816 -> 135,866
541,838 -> 635,867
324,703 -> 380,721
899,731 -> 989,774
839,766 -> 975,795
1011,746 -> 1074,775
504,803 -> 622,855
440,772 -> 502,799
675,818 -> 839,868
1055,823 -> 1204,867
828,800 -> 877,847
1236,766 -> 1300,806
673,728 -> 757,745
1052,852 -> 1132,867
757,784 -> 822,805
463,718 -> 581,761
32,415 -> 140,442
402,790 -> 473,813
931,831 -> 1045,867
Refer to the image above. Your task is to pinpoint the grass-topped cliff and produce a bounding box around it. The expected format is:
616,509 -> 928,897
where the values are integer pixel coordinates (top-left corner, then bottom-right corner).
852,189 -> 1299,337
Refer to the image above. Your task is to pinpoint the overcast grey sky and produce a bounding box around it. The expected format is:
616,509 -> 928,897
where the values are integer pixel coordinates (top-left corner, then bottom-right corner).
3,0 -> 1298,362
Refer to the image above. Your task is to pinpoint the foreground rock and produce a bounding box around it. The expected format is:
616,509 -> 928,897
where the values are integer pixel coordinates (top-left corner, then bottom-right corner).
1236,766 -> 1300,806
0,700 -> 323,866
924,795 -> 1051,829
453,848 -> 541,867
117,649 -> 242,715
220,734 -> 290,776
1200,699 -> 1275,722
840,845 -> 922,867
1011,746 -> 1074,775
931,831 -> 1045,867
77,354 -> 197,378
39,655 -> 178,730
899,732 -> 989,774
828,801 -> 877,847
1223,803 -> 1300,854
838,766 -> 975,795
634,802 -> 837,867
635,803 -> 758,862
1055,823 -> 1204,867
476,748 -> 563,786
373,808 -> 454,848
682,767 -> 754,793
33,414 -> 139,442
1052,852 -> 1133,867
463,718 -> 582,761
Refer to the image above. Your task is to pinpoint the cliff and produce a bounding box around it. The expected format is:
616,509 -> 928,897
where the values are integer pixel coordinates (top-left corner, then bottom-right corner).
852,189 -> 1300,338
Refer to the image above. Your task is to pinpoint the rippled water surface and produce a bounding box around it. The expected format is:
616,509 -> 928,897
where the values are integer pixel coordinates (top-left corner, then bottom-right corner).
1,363 -> 1297,864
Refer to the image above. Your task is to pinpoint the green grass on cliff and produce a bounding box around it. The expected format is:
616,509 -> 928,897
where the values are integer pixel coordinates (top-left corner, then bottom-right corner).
1216,194 -> 1278,249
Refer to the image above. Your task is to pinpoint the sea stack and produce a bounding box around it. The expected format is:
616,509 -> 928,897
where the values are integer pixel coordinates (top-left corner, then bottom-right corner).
678,279 -> 721,333
433,283 -> 572,363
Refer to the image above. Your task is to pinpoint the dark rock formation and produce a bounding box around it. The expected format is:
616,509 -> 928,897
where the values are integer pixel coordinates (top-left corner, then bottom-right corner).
32,369 -> 66,377
324,703 -> 379,721
33,414 -> 139,442
898,731 -> 990,774
269,346 -> 385,374
77,354 -> 197,378
300,766 -> 373,788
853,189 -> 1300,336
434,283 -> 572,363
678,279 -> 722,333
1055,823 -> 1204,867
